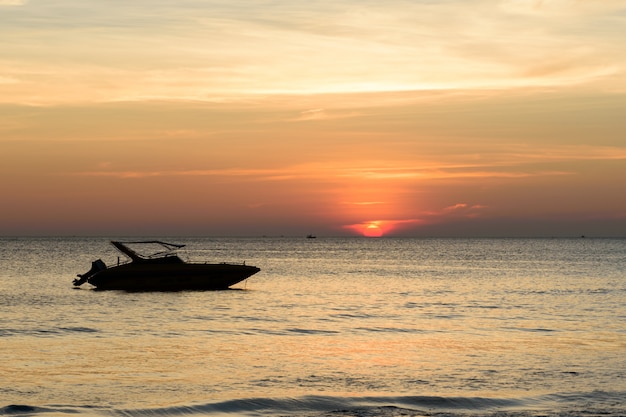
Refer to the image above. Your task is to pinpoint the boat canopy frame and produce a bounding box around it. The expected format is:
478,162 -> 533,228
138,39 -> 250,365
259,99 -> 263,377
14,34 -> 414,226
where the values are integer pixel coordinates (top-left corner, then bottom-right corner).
111,240 -> 186,262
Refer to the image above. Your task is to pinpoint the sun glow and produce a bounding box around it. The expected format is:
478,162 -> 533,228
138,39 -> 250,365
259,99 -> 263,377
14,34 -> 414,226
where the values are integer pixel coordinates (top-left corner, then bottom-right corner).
363,223 -> 384,237
344,221 -> 386,237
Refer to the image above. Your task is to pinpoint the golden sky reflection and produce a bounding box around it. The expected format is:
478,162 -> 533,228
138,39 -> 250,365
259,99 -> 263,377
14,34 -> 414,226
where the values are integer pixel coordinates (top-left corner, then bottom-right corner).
2,0 -> 625,236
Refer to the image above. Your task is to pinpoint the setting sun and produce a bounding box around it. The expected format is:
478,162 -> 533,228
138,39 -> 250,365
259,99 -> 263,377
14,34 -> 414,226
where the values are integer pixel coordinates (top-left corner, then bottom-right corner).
344,221 -> 386,237
363,223 -> 383,237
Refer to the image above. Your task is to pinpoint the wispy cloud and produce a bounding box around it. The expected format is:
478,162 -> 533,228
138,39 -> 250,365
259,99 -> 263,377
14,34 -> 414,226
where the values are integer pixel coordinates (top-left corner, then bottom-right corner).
444,203 -> 488,213
297,108 -> 327,121
69,143 -> 626,182
499,0 -> 626,16
68,164 -> 560,183
3,0 -> 625,104
342,201 -> 387,206
0,0 -> 27,6
0,75 -> 19,84
70,168 -> 294,181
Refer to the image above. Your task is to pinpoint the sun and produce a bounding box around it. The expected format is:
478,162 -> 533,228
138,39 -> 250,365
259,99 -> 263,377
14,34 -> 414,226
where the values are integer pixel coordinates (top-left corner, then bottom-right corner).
343,220 -> 390,237
362,222 -> 384,237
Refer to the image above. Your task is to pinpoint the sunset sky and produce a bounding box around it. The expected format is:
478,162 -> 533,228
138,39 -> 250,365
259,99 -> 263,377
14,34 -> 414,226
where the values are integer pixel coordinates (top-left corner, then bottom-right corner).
2,0 -> 625,237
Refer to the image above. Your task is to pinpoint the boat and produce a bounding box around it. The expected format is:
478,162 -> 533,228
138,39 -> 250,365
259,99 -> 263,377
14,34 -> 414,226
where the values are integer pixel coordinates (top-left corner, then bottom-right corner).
73,240 -> 260,291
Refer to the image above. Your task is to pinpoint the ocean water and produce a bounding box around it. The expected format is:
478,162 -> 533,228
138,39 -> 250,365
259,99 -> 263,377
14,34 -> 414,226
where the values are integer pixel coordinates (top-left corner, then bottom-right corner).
0,237 -> 624,417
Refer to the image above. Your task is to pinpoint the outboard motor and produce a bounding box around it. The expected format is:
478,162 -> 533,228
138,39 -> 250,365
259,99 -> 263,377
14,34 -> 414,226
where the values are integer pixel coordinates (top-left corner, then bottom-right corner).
73,259 -> 107,286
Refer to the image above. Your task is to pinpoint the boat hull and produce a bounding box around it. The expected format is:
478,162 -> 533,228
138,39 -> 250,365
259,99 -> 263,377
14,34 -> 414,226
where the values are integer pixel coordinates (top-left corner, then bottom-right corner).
87,262 -> 260,291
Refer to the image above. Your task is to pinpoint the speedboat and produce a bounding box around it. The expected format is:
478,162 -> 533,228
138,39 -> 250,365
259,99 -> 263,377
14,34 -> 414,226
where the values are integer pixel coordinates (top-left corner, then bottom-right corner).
73,241 -> 260,291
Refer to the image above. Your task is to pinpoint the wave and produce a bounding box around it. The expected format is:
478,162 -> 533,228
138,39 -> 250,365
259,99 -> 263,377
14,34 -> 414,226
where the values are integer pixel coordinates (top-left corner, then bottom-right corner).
3,392 -> 625,417
0,327 -> 101,338
0,326 -> 100,338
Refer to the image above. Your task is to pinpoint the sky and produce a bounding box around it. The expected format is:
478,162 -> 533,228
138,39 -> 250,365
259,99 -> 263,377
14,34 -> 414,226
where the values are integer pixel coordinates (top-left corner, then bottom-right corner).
2,0 -> 626,237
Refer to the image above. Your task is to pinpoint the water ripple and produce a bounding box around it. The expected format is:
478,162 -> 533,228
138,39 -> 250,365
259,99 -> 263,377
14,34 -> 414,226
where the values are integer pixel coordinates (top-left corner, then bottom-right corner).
5,392 -> 622,417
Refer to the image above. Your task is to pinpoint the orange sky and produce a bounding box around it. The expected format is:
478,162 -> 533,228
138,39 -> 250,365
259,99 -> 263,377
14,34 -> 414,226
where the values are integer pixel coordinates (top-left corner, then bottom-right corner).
2,0 -> 625,237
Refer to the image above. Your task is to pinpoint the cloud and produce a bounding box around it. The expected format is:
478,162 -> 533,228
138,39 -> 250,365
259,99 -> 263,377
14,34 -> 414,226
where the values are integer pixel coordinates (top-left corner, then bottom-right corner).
338,164 -> 572,182
68,142 -> 626,183
342,201 -> 387,206
444,203 -> 488,212
0,76 -> 19,84
297,108 -> 326,121
72,165 -> 562,183
500,0 -> 626,15
0,0 -> 27,5
445,203 -> 469,211
70,168 -> 291,180
4,0 -> 625,105
419,203 -> 489,223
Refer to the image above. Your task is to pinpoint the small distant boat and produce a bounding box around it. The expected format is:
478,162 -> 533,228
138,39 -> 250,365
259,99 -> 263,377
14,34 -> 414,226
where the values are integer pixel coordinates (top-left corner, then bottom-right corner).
306,234 -> 316,239
73,241 -> 260,291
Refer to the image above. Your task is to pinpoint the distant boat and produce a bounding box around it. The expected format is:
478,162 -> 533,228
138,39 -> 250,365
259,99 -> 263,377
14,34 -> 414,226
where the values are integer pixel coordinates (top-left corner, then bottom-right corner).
73,241 -> 260,291
306,234 -> 316,239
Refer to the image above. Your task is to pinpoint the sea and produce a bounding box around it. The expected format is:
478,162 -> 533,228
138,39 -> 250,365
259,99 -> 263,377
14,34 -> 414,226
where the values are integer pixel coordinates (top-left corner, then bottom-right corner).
1,237 -> 624,417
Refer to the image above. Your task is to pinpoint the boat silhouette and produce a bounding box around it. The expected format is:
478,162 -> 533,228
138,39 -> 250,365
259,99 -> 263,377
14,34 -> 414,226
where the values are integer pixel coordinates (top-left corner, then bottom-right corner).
73,241 -> 260,291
